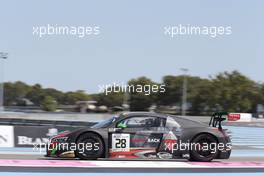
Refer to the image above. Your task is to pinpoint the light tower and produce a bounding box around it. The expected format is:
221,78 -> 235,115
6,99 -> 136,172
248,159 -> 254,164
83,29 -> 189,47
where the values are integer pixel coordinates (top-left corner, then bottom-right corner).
0,52 -> 8,112
180,68 -> 188,116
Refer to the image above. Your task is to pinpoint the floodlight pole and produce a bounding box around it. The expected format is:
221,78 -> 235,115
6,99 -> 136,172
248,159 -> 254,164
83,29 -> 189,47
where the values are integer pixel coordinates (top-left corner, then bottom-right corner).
180,68 -> 188,116
0,52 -> 8,112
123,90 -> 130,111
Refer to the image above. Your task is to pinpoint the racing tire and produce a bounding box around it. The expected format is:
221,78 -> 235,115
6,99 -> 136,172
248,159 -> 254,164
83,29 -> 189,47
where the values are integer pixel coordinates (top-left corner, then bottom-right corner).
189,133 -> 218,162
75,133 -> 104,160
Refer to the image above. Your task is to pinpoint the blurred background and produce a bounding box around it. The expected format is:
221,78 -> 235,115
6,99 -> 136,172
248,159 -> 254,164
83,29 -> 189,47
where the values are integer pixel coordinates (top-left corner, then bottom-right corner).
1,71 -> 264,116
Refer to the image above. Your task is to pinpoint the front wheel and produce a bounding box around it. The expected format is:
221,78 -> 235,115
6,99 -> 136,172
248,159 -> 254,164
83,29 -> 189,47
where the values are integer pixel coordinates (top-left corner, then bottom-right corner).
189,134 -> 218,162
75,133 -> 104,160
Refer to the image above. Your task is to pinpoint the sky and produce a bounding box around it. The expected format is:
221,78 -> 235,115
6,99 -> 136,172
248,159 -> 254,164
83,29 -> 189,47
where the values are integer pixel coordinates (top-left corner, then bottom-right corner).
0,0 -> 264,93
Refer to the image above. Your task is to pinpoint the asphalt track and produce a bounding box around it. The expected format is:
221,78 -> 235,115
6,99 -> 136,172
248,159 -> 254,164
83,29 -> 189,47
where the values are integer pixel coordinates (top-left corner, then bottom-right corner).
1,147 -> 264,173
0,126 -> 264,174
0,158 -> 264,173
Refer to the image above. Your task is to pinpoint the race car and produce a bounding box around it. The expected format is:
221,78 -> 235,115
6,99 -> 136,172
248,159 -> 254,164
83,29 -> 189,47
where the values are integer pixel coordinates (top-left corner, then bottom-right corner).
46,112 -> 231,162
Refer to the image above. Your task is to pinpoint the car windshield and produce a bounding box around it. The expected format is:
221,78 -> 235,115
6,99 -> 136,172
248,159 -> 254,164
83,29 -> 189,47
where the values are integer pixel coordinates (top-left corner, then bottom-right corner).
91,116 -> 117,128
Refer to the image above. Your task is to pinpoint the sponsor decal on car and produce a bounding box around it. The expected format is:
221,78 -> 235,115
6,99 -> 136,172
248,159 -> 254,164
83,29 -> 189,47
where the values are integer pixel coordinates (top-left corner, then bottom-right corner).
147,138 -> 160,143
112,133 -> 130,152
157,152 -> 172,159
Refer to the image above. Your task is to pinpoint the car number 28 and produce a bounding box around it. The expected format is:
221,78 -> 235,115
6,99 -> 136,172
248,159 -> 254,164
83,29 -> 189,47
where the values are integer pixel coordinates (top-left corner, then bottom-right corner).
112,133 -> 130,152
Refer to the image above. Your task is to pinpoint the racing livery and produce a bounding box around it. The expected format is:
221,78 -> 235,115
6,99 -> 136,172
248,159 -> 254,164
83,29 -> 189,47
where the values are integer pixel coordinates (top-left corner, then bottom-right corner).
46,112 -> 231,162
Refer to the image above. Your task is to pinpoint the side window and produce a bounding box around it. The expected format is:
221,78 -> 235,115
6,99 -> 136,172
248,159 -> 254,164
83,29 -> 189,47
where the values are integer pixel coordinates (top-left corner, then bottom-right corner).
165,116 -> 181,128
117,116 -> 163,128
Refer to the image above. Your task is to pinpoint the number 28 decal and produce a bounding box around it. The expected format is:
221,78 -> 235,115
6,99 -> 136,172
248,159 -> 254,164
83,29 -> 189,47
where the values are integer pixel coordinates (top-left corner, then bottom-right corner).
112,133 -> 130,152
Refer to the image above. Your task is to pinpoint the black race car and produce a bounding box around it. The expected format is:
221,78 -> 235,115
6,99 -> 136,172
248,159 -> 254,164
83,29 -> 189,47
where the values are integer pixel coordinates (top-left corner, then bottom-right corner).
46,112 -> 231,162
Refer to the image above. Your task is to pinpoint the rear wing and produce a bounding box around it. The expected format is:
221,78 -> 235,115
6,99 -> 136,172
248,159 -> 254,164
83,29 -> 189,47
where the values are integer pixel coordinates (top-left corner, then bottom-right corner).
209,112 -> 228,130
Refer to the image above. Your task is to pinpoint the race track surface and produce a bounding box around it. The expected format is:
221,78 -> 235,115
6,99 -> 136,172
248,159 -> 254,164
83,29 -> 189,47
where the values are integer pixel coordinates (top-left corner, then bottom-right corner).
0,126 -> 263,174
0,158 -> 264,173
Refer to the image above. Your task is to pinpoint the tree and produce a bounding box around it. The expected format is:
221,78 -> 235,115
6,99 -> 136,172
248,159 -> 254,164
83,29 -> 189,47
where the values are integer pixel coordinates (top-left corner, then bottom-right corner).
4,81 -> 31,105
40,96 -> 57,112
62,90 -> 91,105
43,88 -> 64,104
128,77 -> 157,111
159,71 -> 263,114
187,78 -> 213,114
26,84 -> 44,105
159,75 -> 213,114
3,71 -> 263,114
93,92 -> 124,107
157,75 -> 182,106
210,71 -> 261,112
4,82 -> 16,105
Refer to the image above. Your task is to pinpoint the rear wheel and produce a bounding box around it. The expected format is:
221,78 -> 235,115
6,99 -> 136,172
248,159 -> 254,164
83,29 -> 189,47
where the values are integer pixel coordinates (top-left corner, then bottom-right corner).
75,133 -> 104,160
189,134 -> 218,162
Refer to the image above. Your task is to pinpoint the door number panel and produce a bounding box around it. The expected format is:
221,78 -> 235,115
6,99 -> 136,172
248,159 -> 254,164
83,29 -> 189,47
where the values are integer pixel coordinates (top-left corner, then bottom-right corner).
112,133 -> 130,152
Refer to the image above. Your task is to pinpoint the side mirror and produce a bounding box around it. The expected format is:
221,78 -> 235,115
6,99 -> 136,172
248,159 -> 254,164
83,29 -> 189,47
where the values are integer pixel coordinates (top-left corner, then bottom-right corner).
117,122 -> 127,129
109,127 -> 122,132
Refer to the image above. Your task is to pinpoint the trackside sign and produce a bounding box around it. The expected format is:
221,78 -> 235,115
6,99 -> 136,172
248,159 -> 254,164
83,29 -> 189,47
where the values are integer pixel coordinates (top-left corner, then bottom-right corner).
228,113 -> 252,122
228,114 -> 241,121
0,126 -> 14,147
14,126 -> 75,147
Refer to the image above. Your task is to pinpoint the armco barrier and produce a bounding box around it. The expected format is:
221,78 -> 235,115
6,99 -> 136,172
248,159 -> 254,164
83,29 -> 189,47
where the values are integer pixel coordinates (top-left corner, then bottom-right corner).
0,118 -> 96,127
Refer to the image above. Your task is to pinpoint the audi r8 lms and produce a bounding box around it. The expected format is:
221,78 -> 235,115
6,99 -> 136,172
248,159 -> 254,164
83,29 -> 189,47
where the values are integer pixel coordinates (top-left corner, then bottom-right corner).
46,112 -> 231,162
